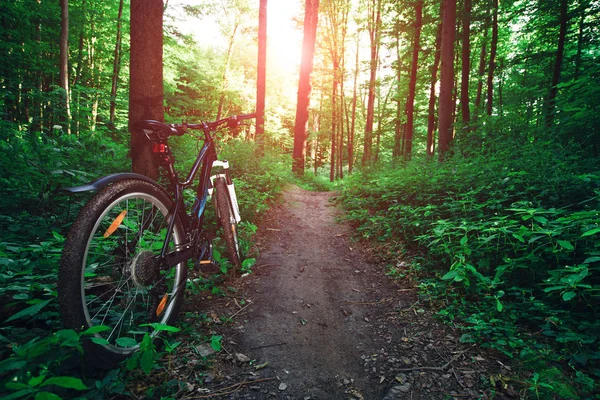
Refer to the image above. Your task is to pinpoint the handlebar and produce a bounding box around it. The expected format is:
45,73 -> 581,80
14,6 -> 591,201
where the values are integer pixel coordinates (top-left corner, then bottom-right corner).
135,112 -> 256,142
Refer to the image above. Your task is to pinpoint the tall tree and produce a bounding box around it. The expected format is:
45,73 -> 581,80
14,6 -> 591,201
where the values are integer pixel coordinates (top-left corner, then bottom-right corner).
59,0 -> 71,134
486,0 -> 498,116
427,0 -> 443,157
438,0 -> 456,159
130,0 -> 164,179
362,0 -> 382,165
256,0 -> 267,139
544,0 -> 568,126
109,0 -> 125,132
292,0 -> 320,175
460,0 -> 471,124
403,0 -> 423,160
474,17 -> 488,112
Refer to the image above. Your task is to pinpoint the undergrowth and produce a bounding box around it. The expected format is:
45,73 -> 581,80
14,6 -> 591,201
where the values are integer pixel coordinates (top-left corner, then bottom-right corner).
0,122 -> 289,399
340,133 -> 600,398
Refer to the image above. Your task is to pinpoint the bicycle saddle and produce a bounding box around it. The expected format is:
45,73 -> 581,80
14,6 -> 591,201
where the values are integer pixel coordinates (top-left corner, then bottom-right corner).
134,120 -> 180,142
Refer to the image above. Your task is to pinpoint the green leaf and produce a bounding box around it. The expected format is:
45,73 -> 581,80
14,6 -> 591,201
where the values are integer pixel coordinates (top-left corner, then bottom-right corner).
81,325 -> 111,335
581,228 -> 600,237
441,270 -> 458,280
90,337 -> 109,346
0,359 -> 27,374
5,299 -> 51,322
496,298 -> 504,312
512,233 -> 525,243
35,392 -> 62,400
562,291 -> 577,301
557,240 -> 574,250
460,236 -> 468,246
29,374 -> 46,387
141,323 -> 180,333
55,330 -> 80,347
6,383 -> 29,391
140,350 -> 154,375
41,377 -> 87,391
210,335 -> 222,352
115,337 -> 138,348
3,389 -> 31,400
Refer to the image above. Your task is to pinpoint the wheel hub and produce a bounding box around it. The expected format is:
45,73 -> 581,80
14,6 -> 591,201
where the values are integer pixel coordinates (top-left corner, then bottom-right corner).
129,251 -> 159,288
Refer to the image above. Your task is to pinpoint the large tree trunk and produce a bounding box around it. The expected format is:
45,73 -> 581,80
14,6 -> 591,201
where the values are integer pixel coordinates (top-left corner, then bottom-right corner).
427,0 -> 443,158
129,0 -> 164,179
545,0 -> 568,126
362,0 -> 381,165
403,0 -> 423,161
109,0 -> 124,132
460,0 -> 471,124
256,0 -> 267,139
292,0 -> 319,176
438,0 -> 456,159
486,0 -> 498,116
59,0 -> 71,134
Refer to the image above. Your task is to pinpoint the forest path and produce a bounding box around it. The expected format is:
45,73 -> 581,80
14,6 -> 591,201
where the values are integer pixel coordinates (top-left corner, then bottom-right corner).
191,186 -> 502,399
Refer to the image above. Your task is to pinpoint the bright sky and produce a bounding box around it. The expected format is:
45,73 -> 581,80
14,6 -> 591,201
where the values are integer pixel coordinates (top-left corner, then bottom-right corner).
171,1 -> 303,75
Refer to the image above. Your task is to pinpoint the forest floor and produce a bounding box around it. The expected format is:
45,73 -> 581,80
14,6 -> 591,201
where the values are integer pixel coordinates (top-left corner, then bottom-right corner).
171,186 -> 511,399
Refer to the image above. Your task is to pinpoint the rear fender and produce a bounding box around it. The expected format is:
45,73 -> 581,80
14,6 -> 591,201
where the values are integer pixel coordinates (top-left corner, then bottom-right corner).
62,173 -> 159,193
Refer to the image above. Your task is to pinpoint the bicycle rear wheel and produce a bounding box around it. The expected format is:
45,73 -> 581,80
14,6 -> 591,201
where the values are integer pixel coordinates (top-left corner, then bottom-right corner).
59,179 -> 187,368
214,177 -> 242,270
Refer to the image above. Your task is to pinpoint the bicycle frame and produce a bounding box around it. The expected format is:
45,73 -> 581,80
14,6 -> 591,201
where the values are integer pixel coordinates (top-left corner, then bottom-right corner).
154,123 -> 226,269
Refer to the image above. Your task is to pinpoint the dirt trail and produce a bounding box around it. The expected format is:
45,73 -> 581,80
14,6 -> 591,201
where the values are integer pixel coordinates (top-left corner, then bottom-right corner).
195,186 -> 503,399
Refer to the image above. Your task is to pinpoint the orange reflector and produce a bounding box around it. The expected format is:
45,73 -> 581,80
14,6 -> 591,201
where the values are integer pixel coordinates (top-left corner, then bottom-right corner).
156,294 -> 168,316
103,210 -> 128,238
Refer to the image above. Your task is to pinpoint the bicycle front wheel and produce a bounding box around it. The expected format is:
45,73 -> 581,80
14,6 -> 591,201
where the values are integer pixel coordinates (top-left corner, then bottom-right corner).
59,179 -> 187,368
214,177 -> 242,270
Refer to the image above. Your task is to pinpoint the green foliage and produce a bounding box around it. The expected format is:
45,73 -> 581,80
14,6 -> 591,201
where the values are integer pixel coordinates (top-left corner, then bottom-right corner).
340,136 -> 600,396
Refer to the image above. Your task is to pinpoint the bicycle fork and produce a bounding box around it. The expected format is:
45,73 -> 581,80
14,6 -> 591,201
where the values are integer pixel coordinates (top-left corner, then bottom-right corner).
208,160 -> 241,223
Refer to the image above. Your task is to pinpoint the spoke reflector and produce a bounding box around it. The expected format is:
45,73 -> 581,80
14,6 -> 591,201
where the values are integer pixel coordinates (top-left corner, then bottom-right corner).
104,210 -> 128,238
156,294 -> 168,316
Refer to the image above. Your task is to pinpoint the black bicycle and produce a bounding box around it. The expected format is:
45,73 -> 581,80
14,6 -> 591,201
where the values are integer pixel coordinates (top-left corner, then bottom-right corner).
58,113 -> 255,367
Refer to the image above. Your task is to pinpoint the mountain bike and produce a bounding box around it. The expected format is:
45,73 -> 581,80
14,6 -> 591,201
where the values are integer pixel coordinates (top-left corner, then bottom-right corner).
58,112 -> 256,367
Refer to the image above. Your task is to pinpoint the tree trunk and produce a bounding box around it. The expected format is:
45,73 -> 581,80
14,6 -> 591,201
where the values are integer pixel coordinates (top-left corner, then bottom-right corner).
404,0 -> 423,161
129,0 -> 164,179
256,0 -> 267,139
363,0 -> 381,165
216,23 -> 239,121
330,74 -> 337,182
438,0 -> 456,159
109,0 -> 124,132
349,33 -> 359,174
292,0 -> 319,176
427,0 -> 443,158
394,33 -> 402,158
474,18 -> 488,112
59,0 -> 71,134
486,0 -> 498,116
545,0 -> 568,126
460,0 -> 471,124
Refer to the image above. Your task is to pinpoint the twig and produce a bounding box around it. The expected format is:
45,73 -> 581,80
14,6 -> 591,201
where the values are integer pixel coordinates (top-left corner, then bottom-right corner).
250,341 -> 287,350
229,302 -> 252,320
185,377 -> 277,399
396,346 -> 474,372
347,298 -> 392,305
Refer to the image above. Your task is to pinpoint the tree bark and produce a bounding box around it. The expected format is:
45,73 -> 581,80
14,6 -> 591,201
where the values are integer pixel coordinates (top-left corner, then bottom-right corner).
130,0 -> 164,179
363,0 -> 381,165
460,0 -> 471,124
545,0 -> 568,126
256,0 -> 267,139
486,0 -> 498,116
349,33 -> 359,174
404,0 -> 423,161
292,0 -> 319,176
438,0 -> 456,159
59,0 -> 71,134
427,0 -> 443,158
474,18 -> 488,112
109,0 -> 124,132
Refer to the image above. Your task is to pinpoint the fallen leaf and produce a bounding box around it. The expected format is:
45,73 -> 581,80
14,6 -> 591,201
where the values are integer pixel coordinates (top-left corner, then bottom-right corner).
254,361 -> 269,370
279,382 -> 288,391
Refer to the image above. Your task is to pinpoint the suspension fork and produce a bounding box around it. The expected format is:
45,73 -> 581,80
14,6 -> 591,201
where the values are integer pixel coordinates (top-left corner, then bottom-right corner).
209,160 -> 241,223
